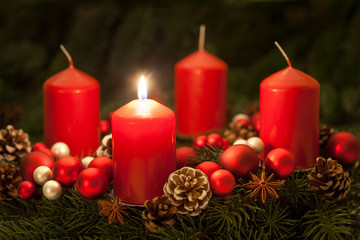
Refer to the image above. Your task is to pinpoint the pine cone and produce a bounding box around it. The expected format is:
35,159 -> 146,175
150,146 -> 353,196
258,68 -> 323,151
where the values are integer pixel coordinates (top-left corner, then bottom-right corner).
163,167 -> 211,216
142,195 -> 177,233
308,157 -> 351,201
0,164 -> 22,201
319,125 -> 337,157
244,101 -> 259,117
96,134 -> 112,158
224,121 -> 258,144
0,125 -> 31,166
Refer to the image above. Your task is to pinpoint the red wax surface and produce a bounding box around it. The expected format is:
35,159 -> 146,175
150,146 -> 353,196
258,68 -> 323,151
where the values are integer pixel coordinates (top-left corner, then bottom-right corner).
260,67 -> 319,169
175,50 -> 228,137
112,99 -> 176,205
43,64 -> 100,157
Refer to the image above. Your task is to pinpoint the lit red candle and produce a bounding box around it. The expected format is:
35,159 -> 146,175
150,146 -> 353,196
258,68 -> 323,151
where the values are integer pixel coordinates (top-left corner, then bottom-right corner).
260,42 -> 319,169
112,76 -> 176,205
43,45 -> 100,157
175,25 -> 228,138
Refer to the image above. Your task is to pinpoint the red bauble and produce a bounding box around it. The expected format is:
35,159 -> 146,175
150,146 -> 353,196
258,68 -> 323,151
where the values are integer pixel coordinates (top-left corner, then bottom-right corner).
326,132 -> 360,167
53,156 -> 84,187
251,112 -> 261,132
222,139 -> 230,150
17,181 -> 36,200
209,169 -> 235,196
176,146 -> 196,169
194,135 -> 208,148
264,148 -> 295,179
196,161 -> 221,179
100,120 -> 110,135
20,151 -> 55,183
221,145 -> 259,179
32,142 -> 47,152
39,148 -> 55,158
76,168 -> 108,199
88,156 -> 113,182
236,118 -> 250,127
207,133 -> 224,148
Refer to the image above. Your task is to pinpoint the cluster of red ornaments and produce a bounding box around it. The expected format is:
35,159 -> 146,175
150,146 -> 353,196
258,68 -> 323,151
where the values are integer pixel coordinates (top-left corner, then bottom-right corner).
17,142 -> 113,200
174,132 -> 298,197
194,133 -> 230,150
177,128 -> 360,198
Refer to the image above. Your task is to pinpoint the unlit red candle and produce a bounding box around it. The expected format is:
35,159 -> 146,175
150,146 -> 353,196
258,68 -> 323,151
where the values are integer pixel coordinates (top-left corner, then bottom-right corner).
43,46 -> 100,157
260,42 -> 319,169
112,76 -> 176,205
175,25 -> 228,138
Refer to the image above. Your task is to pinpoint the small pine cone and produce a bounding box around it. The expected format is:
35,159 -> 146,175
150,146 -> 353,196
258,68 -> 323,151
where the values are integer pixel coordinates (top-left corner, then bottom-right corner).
0,164 -> 22,201
96,134 -> 112,158
308,157 -> 351,201
142,195 -> 177,233
224,122 -> 258,144
163,167 -> 212,216
243,101 -> 259,117
319,125 -> 337,156
0,125 -> 31,166
224,130 -> 237,143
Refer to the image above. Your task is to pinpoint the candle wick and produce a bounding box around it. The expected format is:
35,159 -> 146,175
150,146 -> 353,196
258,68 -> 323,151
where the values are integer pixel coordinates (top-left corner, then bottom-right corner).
274,41 -> 292,68
198,25 -> 206,52
60,44 -> 74,68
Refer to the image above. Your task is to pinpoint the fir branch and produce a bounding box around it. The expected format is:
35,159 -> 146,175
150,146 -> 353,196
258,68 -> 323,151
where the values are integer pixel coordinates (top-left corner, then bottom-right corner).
155,214 -> 221,240
188,145 -> 223,167
255,201 -> 297,240
239,225 -> 270,240
278,171 -> 316,214
300,202 -> 353,240
204,186 -> 261,235
0,197 -> 38,220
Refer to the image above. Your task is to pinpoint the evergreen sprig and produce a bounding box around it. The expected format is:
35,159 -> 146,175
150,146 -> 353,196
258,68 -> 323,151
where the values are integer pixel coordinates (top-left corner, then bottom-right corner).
204,186 -> 261,236
256,201 -> 297,240
300,202 -> 353,240
188,145 -> 223,167
1,154 -> 360,239
278,170 -> 316,214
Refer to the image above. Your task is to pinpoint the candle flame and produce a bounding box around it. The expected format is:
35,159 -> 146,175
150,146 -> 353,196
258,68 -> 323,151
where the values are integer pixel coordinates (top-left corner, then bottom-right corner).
138,75 -> 148,101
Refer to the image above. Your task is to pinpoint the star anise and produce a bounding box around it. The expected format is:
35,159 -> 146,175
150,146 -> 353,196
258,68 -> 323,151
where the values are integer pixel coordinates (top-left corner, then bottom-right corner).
242,170 -> 284,204
98,197 -> 128,224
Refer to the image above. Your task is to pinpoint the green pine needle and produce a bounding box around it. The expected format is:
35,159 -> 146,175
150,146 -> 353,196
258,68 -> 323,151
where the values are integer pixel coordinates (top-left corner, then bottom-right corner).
187,145 -> 223,167
256,201 -> 297,240
301,202 -> 353,240
204,186 -> 261,235
278,171 -> 316,214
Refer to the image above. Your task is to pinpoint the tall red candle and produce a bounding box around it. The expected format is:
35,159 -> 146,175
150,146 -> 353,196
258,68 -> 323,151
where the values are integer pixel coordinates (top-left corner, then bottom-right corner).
112,76 -> 176,205
175,25 -> 228,138
43,46 -> 100,157
260,42 -> 319,169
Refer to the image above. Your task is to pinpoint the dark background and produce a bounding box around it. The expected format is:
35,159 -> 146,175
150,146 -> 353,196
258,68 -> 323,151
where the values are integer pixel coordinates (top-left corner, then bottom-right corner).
1,0 -> 360,142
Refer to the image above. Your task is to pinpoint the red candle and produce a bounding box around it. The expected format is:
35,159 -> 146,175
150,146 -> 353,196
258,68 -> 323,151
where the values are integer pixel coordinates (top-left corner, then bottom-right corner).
260,42 -> 319,169
175,25 -> 228,137
43,45 -> 100,157
112,76 -> 176,205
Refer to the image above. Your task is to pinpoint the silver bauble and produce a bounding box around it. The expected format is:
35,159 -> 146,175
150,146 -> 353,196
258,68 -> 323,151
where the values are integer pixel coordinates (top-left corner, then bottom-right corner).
81,156 -> 94,168
232,113 -> 250,123
33,166 -> 53,186
233,139 -> 248,146
51,142 -> 70,160
247,137 -> 264,154
43,180 -> 62,200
